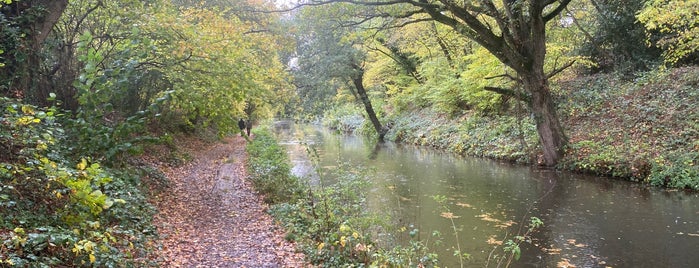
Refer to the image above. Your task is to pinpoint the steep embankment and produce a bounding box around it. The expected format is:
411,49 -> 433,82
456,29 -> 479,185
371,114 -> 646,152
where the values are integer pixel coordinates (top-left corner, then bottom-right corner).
339,67 -> 699,189
558,67 -> 698,188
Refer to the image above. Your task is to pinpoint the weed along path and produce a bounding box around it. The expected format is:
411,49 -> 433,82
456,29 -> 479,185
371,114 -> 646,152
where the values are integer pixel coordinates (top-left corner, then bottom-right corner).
147,136 -> 304,267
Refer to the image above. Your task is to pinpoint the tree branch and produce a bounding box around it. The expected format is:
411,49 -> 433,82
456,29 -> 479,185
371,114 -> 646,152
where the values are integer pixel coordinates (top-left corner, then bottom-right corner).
484,86 -> 531,104
546,59 -> 576,79
484,73 -> 520,82
543,0 -> 572,22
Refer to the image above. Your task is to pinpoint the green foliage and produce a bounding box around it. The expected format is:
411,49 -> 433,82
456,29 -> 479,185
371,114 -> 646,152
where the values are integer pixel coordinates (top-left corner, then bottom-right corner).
322,103 -> 366,133
637,0 -> 699,65
649,152 -> 699,189
487,217 -> 543,267
0,98 -> 157,267
370,229 -> 440,268
64,32 -> 159,164
575,0 -> 661,73
0,0 -> 44,93
416,47 -> 506,115
270,175 -> 381,266
246,128 -> 304,204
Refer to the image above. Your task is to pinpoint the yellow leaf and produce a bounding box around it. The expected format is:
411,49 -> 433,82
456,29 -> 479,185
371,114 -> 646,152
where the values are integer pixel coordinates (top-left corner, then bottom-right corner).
317,242 -> 325,251
89,254 -> 96,263
340,236 -> 347,247
77,159 -> 87,170
21,105 -> 34,115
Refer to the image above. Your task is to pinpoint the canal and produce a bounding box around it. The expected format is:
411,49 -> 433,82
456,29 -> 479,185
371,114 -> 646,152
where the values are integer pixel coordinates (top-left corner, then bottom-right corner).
272,121 -> 699,267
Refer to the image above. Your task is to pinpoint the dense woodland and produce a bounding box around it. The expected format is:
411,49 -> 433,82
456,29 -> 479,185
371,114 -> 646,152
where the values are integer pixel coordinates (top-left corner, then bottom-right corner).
1,0 -> 698,266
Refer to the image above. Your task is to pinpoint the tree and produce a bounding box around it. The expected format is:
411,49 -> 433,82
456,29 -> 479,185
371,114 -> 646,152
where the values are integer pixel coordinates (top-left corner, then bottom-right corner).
306,0 -> 572,166
570,0 -> 661,73
292,4 -> 387,139
0,0 -> 68,102
637,0 -> 699,65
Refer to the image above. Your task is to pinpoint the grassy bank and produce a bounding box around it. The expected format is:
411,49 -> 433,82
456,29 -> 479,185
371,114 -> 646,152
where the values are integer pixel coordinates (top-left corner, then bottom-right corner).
322,67 -> 699,190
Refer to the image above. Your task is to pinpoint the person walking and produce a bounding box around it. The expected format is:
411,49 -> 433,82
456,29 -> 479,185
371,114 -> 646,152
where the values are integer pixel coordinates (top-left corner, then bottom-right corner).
238,118 -> 246,137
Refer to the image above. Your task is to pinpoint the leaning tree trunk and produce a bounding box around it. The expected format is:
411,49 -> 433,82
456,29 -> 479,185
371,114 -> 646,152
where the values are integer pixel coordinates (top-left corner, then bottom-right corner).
351,69 -> 386,140
523,72 -> 567,166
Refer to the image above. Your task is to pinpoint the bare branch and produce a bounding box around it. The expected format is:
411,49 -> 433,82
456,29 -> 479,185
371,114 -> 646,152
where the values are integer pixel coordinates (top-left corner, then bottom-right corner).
546,60 -> 576,79
543,0 -> 572,22
484,86 -> 531,104
484,73 -> 520,82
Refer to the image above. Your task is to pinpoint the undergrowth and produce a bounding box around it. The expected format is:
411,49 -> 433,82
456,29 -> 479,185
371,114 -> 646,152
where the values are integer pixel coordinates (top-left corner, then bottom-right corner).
0,98 -> 158,267
558,67 -> 699,189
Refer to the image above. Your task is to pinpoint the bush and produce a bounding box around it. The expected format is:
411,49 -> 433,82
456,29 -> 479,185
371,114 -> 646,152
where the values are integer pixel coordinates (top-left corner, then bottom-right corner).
649,152 -> 699,189
322,103 -> 366,133
0,98 -> 157,267
246,128 -> 304,204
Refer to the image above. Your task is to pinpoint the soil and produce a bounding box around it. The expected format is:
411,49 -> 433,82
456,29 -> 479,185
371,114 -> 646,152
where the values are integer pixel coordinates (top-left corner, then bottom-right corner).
147,135 -> 305,267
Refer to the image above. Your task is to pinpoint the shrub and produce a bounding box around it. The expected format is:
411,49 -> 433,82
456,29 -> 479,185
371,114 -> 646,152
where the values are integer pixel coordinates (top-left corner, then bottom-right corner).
0,98 -> 157,267
246,128 -> 304,204
322,103 -> 366,133
648,152 -> 699,189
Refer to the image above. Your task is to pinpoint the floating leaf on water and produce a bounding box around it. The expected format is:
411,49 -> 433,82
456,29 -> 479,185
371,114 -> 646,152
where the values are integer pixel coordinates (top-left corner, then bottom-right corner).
486,235 -> 502,245
440,212 -> 460,219
455,202 -> 473,208
557,258 -> 576,267
495,220 -> 516,228
476,213 -> 501,223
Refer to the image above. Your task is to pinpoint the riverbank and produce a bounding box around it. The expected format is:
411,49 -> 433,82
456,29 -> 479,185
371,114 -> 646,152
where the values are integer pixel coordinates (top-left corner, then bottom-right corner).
323,67 -> 699,190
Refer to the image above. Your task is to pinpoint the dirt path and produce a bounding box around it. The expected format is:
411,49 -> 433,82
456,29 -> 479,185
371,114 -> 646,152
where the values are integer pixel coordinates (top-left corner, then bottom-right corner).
148,136 -> 305,267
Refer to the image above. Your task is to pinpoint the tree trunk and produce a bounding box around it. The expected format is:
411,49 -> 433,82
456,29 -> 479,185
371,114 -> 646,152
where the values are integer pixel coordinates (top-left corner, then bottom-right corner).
0,0 -> 68,102
351,70 -> 386,140
523,73 -> 567,166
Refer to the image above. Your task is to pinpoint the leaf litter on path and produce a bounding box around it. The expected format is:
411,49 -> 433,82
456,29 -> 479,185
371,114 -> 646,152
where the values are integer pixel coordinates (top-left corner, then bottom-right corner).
146,136 -> 305,267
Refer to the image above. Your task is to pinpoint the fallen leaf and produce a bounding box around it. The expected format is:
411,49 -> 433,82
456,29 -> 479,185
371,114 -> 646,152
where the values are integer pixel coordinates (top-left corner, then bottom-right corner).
486,235 -> 503,245
557,258 -> 576,267
455,202 -> 473,208
441,212 -> 460,219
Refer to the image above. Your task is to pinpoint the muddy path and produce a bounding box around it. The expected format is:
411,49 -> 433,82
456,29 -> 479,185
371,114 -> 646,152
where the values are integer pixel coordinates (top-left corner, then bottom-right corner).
147,136 -> 305,267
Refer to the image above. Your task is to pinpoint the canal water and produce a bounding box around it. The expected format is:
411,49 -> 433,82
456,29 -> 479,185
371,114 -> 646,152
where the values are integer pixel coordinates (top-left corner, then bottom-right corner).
272,121 -> 699,268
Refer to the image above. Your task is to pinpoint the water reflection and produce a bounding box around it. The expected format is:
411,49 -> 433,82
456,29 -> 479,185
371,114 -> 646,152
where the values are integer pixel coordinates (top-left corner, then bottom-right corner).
272,121 -> 699,267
